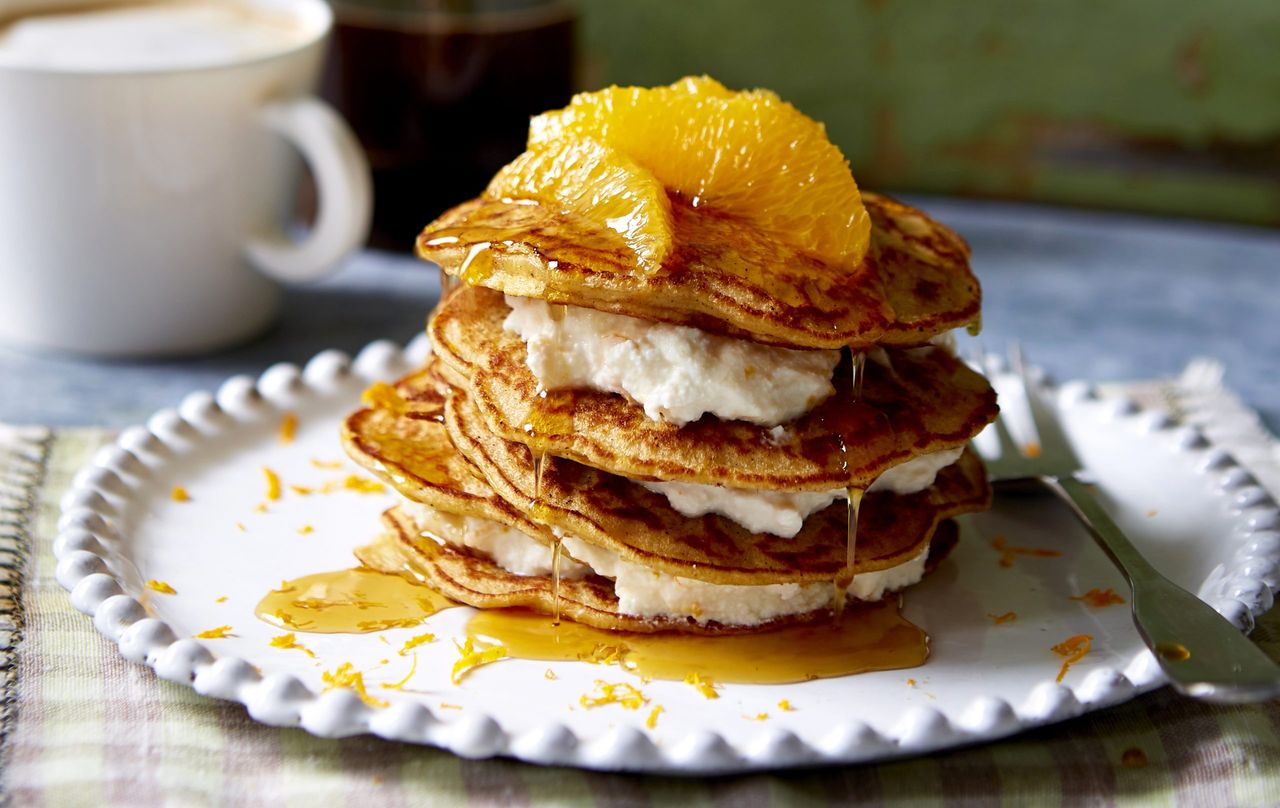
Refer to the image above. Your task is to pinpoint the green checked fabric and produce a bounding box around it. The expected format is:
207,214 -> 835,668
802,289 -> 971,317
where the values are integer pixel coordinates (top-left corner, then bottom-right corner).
3,422 -> 1280,807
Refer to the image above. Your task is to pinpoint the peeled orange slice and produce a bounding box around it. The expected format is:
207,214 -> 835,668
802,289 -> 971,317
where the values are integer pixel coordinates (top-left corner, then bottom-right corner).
529,76 -> 871,268
486,137 -> 674,274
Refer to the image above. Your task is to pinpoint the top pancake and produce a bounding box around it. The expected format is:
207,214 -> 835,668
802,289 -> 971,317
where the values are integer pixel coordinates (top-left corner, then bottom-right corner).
428,284 -> 999,491
417,191 -> 979,350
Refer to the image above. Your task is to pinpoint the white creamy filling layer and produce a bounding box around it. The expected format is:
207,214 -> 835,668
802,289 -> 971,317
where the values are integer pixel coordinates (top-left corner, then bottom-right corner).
561,537 -> 928,626
398,498 -> 927,626
503,295 -> 841,427
398,500 -> 589,579
640,446 -> 965,538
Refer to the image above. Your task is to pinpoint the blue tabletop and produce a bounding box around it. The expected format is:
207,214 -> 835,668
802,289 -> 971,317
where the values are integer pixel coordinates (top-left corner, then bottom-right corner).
3,196 -> 1277,432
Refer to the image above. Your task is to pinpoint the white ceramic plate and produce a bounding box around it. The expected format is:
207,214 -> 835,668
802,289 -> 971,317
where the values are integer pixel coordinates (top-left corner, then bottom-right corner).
54,339 -> 1280,773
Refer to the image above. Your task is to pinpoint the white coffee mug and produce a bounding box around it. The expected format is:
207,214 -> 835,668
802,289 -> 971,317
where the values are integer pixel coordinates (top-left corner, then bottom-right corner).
0,0 -> 372,356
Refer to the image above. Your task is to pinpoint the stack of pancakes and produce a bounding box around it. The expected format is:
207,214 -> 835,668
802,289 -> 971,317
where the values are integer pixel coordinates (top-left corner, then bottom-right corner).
343,89 -> 998,636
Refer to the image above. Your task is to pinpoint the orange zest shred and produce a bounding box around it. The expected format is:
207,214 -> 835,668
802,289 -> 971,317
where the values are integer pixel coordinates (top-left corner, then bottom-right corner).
580,680 -> 648,711
451,636 -> 508,684
279,413 -> 298,444
991,535 -> 1062,568
262,467 -> 282,501
1052,634 -> 1093,683
269,632 -> 316,658
362,382 -> 408,414
236,522 -> 246,532
343,475 -> 386,495
578,642 -> 629,666
254,503 -> 268,514
1070,588 -> 1126,608
297,525 -> 315,535
321,662 -> 388,708
380,653 -> 418,690
439,702 -> 462,710
988,611 -> 1018,625
215,596 -> 228,603
290,485 -> 314,496
777,699 -> 795,711
400,632 -> 436,655
146,579 -> 177,595
544,668 -> 557,681
195,625 -> 234,639
683,672 -> 720,700
273,608 -> 313,630
1024,442 -> 1042,458
170,486 -> 191,502
356,617 -> 424,632
311,458 -> 344,470
646,705 -> 664,729
746,713 -> 769,721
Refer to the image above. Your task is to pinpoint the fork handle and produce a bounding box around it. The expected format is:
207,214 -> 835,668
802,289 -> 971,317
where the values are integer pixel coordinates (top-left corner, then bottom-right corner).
1043,475 -> 1280,703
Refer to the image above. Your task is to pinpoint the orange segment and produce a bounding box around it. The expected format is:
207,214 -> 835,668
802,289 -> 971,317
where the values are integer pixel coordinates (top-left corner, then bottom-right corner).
529,76 -> 871,268
486,137 -> 673,274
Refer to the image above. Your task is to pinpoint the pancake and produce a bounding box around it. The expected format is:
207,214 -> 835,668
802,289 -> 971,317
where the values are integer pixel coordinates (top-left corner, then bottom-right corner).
341,388 -> 553,545
418,192 -> 978,351
428,284 -> 999,490
343,375 -> 990,586
443,384 -> 990,584
356,507 -> 962,635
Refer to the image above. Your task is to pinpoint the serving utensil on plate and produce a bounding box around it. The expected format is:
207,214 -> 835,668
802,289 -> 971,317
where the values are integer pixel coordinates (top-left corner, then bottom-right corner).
974,347 -> 1280,703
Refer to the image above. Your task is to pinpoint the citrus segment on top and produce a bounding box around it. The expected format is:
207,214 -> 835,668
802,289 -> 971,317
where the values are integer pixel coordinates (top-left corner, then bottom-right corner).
485,137 -> 674,274
528,76 -> 872,269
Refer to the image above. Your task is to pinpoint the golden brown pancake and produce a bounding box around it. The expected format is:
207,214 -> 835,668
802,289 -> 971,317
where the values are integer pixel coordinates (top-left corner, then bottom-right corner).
342,395 -> 553,546
341,378 -> 991,586
427,284 -> 998,490
356,508 -> 961,635
418,192 -> 978,350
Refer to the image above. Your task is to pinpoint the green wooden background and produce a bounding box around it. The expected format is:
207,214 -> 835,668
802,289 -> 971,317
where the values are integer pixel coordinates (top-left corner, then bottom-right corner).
575,1 -> 1280,226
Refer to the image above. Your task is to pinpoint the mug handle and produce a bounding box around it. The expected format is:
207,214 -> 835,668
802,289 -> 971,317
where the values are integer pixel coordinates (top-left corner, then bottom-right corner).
245,97 -> 373,283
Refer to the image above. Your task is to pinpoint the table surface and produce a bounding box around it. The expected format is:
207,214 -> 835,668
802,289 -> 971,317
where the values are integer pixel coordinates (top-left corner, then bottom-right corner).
3,196 -> 1278,432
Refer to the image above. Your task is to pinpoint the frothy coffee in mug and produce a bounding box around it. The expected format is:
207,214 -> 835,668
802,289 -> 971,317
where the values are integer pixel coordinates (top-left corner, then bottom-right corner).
0,0 -> 312,72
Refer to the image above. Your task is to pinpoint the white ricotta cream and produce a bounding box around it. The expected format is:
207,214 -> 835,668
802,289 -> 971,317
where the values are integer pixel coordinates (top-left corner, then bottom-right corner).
561,537 -> 928,626
640,446 -> 965,538
398,500 -> 589,579
398,498 -> 929,626
503,295 -> 841,426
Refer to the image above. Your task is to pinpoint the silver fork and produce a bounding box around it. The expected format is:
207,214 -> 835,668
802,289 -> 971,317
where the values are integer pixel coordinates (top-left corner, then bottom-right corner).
976,347 -> 1280,703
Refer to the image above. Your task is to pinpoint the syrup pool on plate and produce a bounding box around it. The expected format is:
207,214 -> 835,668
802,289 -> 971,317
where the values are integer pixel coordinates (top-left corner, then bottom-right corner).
254,568 -> 454,633
466,598 -> 927,684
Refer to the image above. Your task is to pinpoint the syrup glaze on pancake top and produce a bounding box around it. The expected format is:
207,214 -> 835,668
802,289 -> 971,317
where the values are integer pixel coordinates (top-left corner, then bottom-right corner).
342,76 -> 997,636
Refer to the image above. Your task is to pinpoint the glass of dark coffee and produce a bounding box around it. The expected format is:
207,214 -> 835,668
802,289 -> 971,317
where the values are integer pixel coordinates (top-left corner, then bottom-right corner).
322,0 -> 576,249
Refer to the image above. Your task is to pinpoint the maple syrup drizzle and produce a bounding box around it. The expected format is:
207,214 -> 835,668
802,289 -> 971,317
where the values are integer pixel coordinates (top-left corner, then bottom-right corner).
459,241 -> 496,285
254,568 -> 454,634
827,347 -> 870,622
551,539 -> 564,625
833,486 -> 866,621
466,597 -> 927,684
523,386 -> 571,623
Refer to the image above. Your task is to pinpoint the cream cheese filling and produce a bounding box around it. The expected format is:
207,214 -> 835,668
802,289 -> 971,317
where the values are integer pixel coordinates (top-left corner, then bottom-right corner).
503,294 -> 841,427
398,498 -> 927,627
640,446 -> 966,538
398,500 -> 589,580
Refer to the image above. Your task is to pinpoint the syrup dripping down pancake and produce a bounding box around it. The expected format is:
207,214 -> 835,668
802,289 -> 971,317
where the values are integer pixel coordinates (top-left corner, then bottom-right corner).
417,192 -> 979,350
355,507 -> 961,635
341,379 -> 991,586
428,284 -> 998,491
